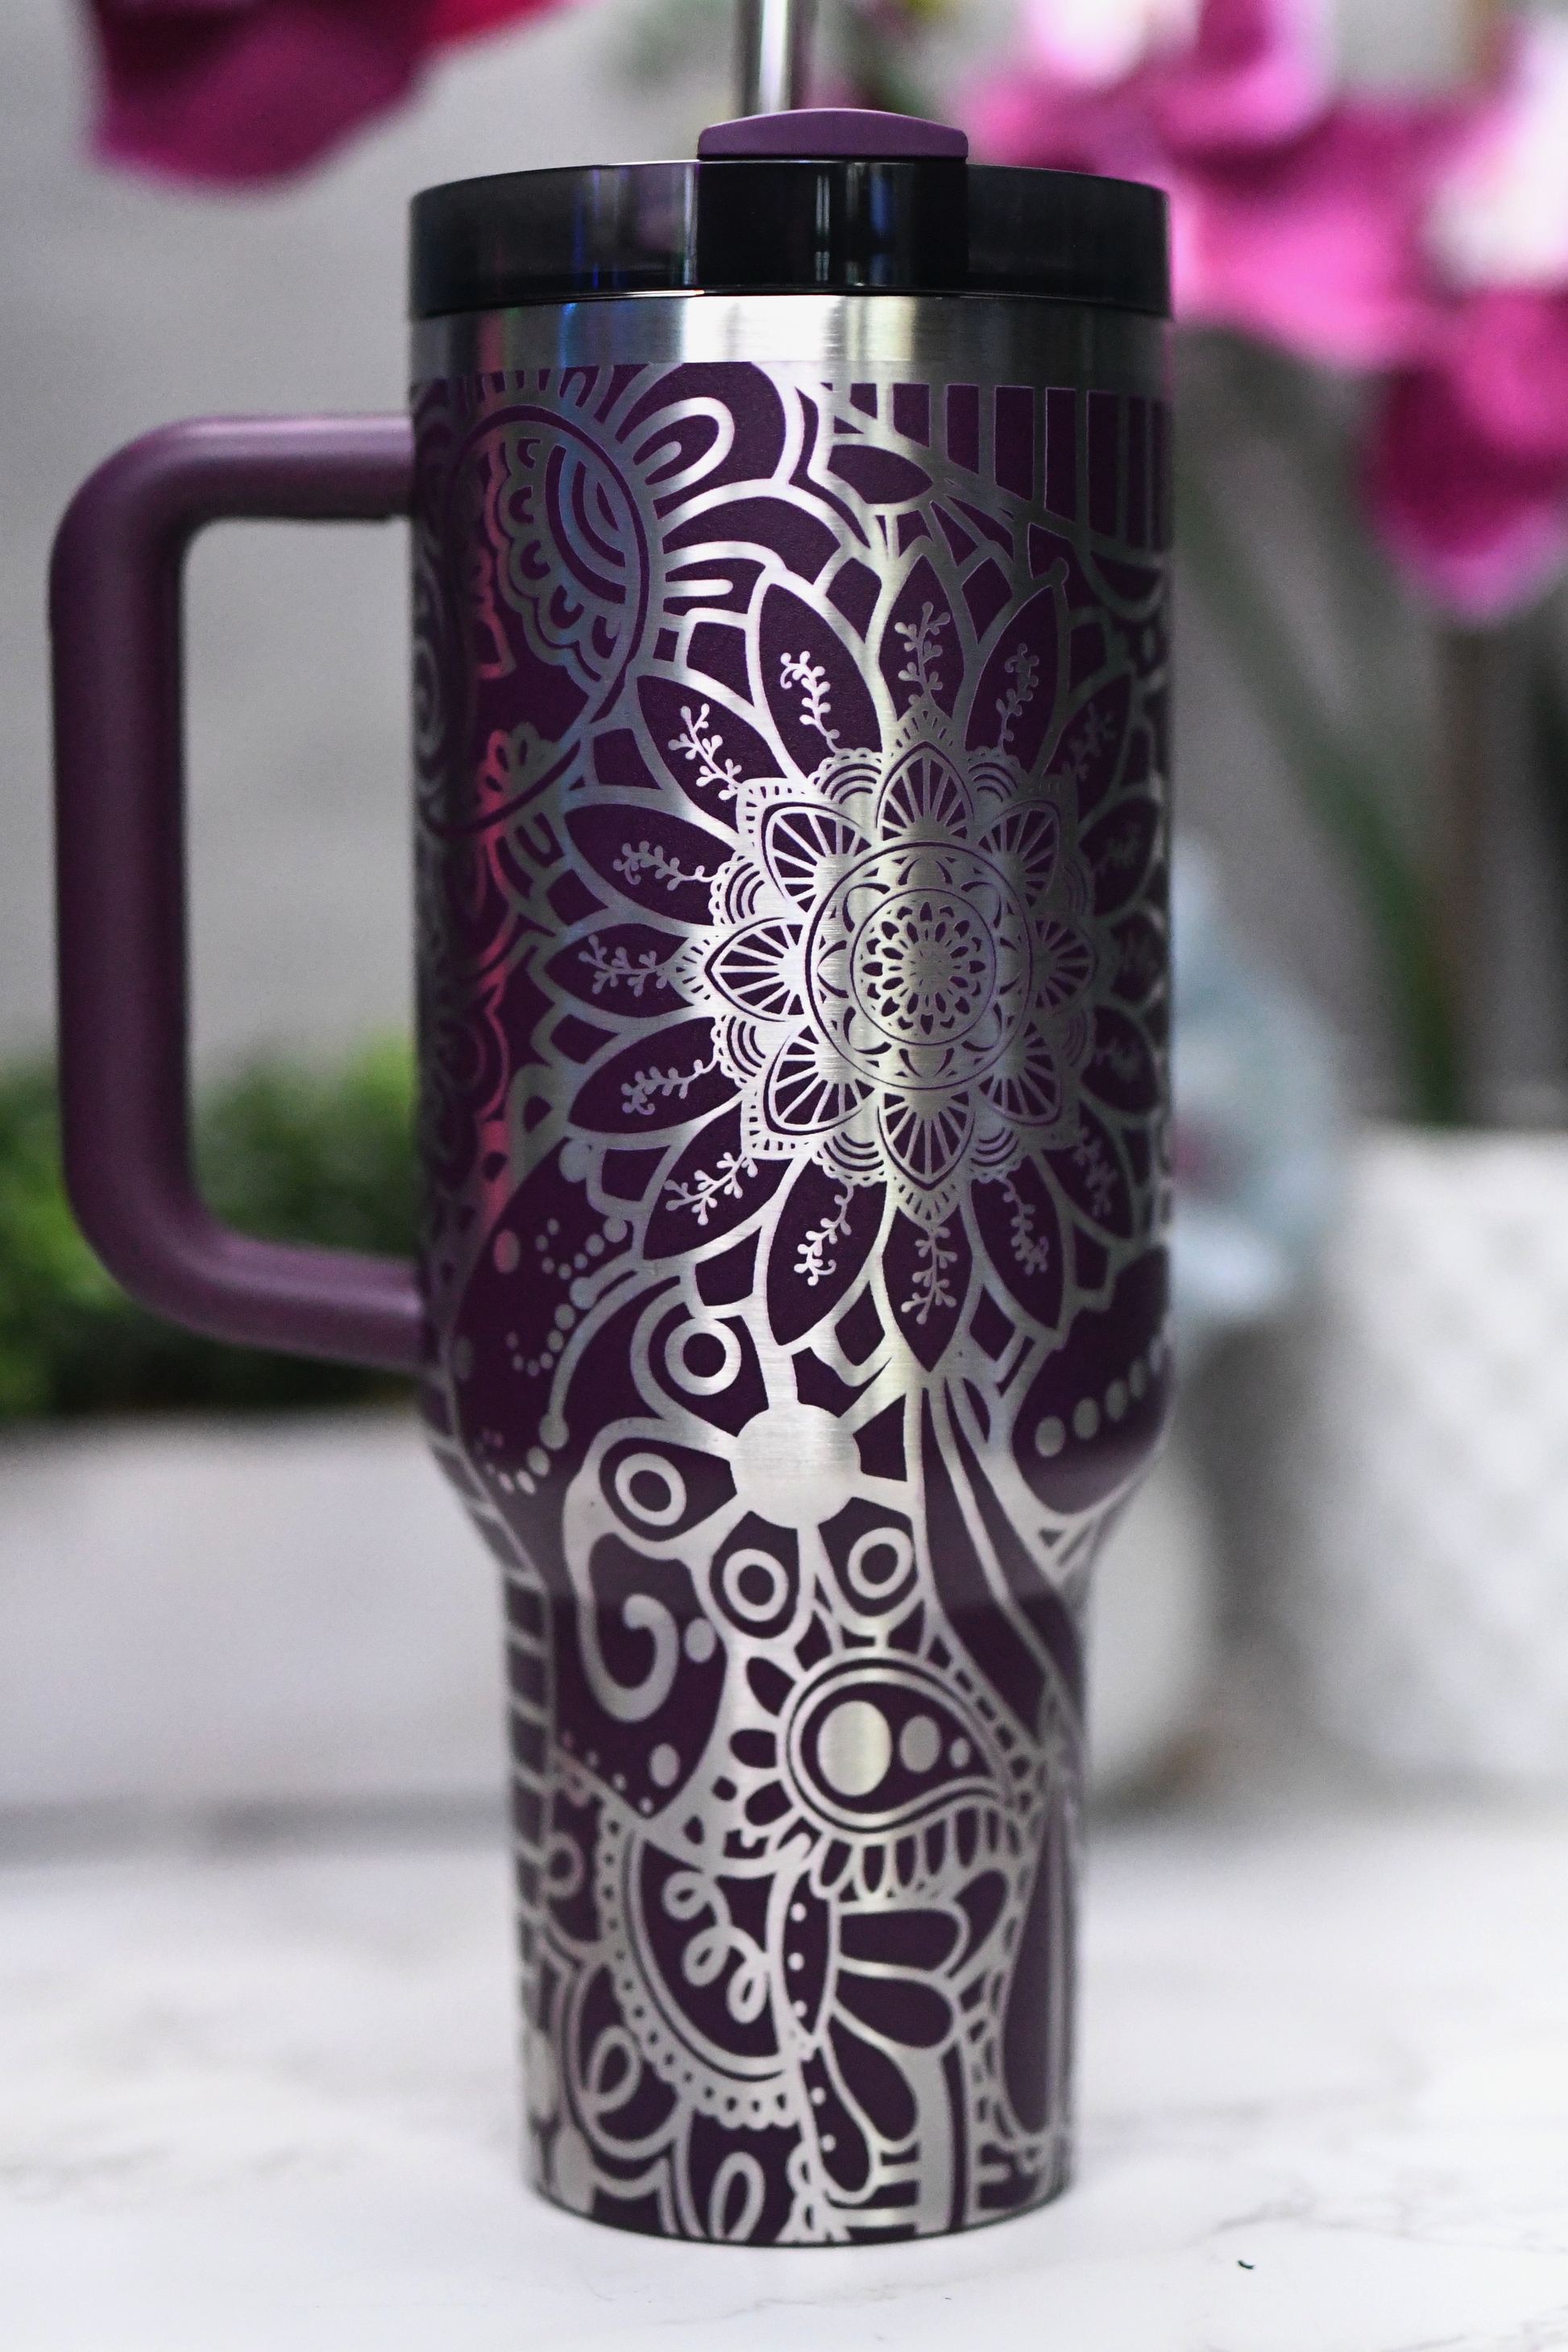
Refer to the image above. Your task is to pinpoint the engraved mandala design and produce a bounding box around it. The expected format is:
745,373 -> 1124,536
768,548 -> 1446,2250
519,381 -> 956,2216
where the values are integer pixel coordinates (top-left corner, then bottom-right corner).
670,706 -> 1095,1229
412,347 -> 1172,2244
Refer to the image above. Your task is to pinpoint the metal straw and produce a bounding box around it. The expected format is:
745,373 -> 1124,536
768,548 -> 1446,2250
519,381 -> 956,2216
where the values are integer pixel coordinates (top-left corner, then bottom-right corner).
736,0 -> 815,114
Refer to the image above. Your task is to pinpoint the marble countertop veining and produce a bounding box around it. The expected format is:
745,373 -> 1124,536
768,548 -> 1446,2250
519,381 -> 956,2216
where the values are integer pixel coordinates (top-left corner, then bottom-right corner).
6,1794 -> 1568,2352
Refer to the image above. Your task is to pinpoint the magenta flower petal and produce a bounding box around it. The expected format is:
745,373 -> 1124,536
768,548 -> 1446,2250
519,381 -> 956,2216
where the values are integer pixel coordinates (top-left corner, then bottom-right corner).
87,0 -> 562,183
967,71 -> 1454,371
1364,365 -> 1568,621
968,0 -> 1331,173
1149,0 -> 1334,156
1442,287 -> 1568,464
962,70 -> 1167,184
1180,105 -> 1458,369
429,0 -> 558,35
89,1 -> 427,181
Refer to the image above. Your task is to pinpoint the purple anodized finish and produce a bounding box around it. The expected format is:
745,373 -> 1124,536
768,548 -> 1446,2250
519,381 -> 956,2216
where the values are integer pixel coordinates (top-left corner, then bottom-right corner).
696,106 -> 970,156
50,416 -> 423,1371
412,300 -> 1171,2241
47,254 -> 1168,2252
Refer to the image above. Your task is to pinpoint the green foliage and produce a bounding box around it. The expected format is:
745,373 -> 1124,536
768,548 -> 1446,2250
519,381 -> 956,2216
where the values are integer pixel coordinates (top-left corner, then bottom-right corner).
0,1041 -> 417,1419
0,1066 -> 124,1417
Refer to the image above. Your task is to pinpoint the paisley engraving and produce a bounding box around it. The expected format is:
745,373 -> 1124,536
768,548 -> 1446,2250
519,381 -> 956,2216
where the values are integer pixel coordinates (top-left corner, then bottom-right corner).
413,343 -> 1171,2243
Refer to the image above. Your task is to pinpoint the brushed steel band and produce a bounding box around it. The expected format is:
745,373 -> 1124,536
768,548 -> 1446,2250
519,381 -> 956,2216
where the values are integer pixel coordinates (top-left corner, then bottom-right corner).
412,294 -> 1168,396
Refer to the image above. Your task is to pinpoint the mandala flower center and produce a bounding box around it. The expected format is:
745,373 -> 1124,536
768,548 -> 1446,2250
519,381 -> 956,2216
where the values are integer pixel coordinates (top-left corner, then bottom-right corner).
851,891 -> 996,1044
806,845 -> 1034,1092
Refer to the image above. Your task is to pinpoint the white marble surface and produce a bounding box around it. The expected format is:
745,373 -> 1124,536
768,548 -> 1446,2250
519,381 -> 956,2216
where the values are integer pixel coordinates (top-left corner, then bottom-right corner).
8,1787 -> 1568,2350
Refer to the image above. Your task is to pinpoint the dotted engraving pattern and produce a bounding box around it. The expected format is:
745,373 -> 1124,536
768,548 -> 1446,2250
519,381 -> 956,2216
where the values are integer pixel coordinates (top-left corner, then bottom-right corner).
412,355 -> 1172,2242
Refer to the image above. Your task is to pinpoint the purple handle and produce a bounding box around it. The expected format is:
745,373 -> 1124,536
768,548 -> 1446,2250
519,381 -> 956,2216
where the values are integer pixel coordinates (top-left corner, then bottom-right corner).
50,414 -> 423,1375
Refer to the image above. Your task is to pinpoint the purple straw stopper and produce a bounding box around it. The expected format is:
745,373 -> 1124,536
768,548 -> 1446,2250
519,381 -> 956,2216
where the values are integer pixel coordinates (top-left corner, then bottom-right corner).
698,108 -> 969,160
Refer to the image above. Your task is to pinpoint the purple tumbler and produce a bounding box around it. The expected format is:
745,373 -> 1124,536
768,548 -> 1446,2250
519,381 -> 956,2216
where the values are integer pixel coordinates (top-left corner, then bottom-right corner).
51,106 -> 1171,2244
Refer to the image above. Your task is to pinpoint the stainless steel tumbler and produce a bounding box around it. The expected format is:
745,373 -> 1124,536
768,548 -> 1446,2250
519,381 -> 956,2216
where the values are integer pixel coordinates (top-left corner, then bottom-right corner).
52,106 -> 1171,2246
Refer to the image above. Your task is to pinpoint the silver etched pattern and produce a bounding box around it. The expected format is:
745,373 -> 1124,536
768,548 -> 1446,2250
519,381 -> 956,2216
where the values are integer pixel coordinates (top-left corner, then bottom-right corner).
412,305 -> 1171,2242
668,705 -> 1097,1229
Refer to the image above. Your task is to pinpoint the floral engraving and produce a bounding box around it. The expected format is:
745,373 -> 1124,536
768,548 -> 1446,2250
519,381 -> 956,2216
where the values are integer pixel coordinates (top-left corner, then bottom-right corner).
412,351 -> 1172,2247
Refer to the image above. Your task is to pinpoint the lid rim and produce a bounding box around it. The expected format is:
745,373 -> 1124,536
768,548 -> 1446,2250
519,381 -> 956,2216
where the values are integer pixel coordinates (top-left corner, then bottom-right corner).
409,159 -> 1170,322
409,284 -> 1173,321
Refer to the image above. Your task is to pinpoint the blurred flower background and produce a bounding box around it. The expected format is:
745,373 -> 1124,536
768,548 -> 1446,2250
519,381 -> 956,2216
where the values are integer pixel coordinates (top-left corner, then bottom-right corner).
968,0 -> 1568,1130
10,0 -> 1568,1791
85,0 -> 562,180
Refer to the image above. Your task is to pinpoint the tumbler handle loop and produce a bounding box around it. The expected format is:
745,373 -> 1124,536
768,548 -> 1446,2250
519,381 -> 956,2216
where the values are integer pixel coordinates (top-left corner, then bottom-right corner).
50,414 -> 424,1375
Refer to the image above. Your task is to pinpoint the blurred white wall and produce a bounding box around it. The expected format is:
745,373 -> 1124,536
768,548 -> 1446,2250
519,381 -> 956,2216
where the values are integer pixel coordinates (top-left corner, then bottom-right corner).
0,0 -> 728,1072
1334,0 -> 1473,89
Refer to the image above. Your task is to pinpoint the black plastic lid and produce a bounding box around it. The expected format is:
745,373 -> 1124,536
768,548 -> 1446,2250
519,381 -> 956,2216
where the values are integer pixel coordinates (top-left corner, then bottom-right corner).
409,157 -> 1169,320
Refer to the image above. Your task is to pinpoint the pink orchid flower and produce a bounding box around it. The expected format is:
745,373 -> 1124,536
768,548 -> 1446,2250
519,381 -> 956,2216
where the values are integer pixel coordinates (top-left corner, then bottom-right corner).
1012,0 -> 1333,150
1176,102 -> 1459,370
1363,18 -> 1568,620
971,0 -> 1568,619
1140,0 -> 1334,155
1363,359 -> 1568,623
969,0 -> 1454,371
87,0 -> 565,184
